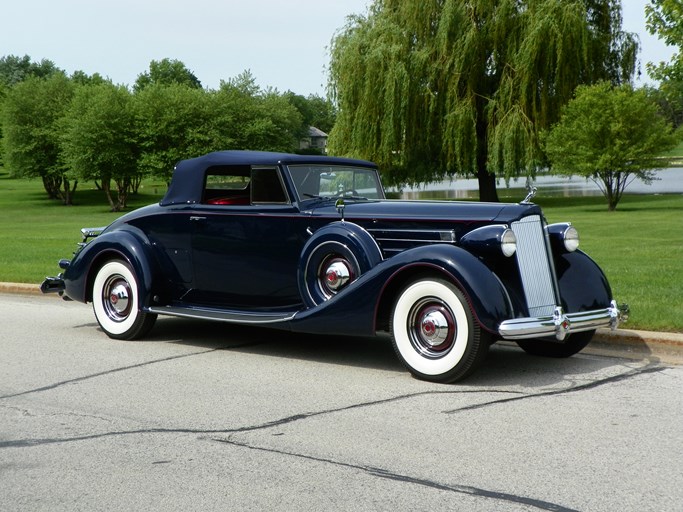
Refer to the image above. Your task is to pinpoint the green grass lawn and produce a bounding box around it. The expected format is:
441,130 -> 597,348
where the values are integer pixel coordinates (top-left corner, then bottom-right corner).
664,139 -> 683,158
1,170 -> 681,332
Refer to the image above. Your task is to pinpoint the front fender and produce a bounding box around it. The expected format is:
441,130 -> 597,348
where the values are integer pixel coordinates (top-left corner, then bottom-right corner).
63,226 -> 156,306
289,244 -> 513,336
554,249 -> 613,312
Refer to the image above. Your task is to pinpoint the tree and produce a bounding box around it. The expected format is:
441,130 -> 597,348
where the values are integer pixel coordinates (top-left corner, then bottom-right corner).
328,0 -> 638,201
70,70 -> 107,86
646,0 -> 683,83
134,58 -> 202,92
134,83 -> 215,183
0,54 -> 61,88
0,55 -> 62,167
545,82 -> 679,211
211,71 -> 302,153
61,83 -> 138,211
647,82 -> 683,128
646,0 -> 683,129
284,92 -> 337,134
1,73 -> 76,202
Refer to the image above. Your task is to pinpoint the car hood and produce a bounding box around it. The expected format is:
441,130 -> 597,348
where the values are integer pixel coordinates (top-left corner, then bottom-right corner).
304,199 -> 542,225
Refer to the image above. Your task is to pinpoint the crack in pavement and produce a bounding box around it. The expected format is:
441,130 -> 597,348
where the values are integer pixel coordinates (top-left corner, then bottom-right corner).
0,340 -> 265,400
443,364 -> 668,414
211,436 -> 579,512
0,350 -> 218,400
0,363 -> 666,450
0,389 -> 522,448
0,363 -> 668,509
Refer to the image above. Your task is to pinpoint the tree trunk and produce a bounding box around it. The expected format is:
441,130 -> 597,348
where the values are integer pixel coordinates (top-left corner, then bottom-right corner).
61,178 -> 78,205
475,94 -> 499,203
477,167 -> 499,202
41,175 -> 62,200
101,178 -> 119,212
115,177 -> 131,210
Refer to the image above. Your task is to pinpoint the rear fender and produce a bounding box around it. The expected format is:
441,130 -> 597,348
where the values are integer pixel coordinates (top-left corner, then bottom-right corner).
63,227 -> 156,306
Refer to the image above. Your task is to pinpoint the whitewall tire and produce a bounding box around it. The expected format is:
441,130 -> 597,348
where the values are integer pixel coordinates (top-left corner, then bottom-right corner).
391,278 -> 488,383
92,260 -> 156,340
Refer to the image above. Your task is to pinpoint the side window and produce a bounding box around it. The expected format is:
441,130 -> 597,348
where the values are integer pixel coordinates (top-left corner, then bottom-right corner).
202,165 -> 251,205
251,167 -> 288,204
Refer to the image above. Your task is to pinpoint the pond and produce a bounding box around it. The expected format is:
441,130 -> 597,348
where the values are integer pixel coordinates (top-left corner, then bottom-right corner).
392,168 -> 683,200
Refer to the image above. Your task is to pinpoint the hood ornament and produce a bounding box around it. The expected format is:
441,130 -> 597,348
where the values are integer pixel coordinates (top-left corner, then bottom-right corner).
335,198 -> 346,221
521,179 -> 537,204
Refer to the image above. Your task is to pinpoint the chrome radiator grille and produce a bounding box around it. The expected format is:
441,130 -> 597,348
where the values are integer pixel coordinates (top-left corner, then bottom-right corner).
511,215 -> 558,317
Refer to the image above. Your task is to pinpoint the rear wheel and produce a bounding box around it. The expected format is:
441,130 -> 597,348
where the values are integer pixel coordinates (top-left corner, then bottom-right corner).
92,260 -> 156,340
516,330 -> 595,358
390,278 -> 489,383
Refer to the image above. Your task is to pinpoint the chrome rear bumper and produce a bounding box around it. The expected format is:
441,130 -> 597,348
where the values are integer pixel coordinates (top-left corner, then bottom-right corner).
498,301 -> 627,341
40,275 -> 65,294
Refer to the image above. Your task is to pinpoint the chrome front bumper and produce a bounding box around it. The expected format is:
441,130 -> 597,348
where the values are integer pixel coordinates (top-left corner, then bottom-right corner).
498,301 -> 627,341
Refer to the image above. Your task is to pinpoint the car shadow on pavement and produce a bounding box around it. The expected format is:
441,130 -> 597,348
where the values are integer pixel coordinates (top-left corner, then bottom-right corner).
138,316 -> 641,387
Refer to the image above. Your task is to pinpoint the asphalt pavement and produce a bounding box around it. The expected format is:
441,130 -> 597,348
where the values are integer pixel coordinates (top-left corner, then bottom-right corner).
2,290 -> 682,511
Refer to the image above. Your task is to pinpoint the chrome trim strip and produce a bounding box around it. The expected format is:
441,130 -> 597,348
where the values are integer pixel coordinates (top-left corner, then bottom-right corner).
146,305 -> 297,324
498,301 -> 622,340
368,228 -> 456,242
80,226 -> 106,242
371,237 -> 456,244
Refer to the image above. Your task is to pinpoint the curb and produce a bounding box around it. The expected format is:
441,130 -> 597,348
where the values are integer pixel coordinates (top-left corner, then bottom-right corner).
2,281 -> 681,363
590,328 -> 683,364
0,282 -> 42,295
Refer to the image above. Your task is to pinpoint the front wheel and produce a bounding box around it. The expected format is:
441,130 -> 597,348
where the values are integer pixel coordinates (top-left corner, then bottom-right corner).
516,330 -> 595,358
390,278 -> 489,383
92,260 -> 156,340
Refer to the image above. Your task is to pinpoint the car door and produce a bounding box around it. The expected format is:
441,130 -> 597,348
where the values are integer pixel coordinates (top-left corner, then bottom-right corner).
190,166 -> 307,308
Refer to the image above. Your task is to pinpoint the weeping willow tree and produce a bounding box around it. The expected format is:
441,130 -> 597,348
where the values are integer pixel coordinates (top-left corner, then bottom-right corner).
328,0 -> 638,201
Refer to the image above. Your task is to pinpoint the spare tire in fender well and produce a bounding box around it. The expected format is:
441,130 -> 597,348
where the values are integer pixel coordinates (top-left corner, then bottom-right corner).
298,221 -> 383,308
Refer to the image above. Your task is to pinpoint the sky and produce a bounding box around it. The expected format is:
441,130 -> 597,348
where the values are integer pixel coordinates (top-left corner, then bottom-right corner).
1,0 -> 677,96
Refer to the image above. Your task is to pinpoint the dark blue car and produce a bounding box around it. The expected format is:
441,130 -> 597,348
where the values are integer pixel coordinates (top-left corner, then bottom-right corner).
41,151 -> 626,382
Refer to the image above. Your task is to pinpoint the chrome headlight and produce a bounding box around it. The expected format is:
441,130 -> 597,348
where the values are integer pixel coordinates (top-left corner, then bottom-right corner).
460,225 -> 517,258
547,223 -> 579,253
563,225 -> 579,252
501,228 -> 517,257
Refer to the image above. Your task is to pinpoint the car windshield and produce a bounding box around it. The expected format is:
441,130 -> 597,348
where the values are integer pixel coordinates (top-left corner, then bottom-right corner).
288,165 -> 385,201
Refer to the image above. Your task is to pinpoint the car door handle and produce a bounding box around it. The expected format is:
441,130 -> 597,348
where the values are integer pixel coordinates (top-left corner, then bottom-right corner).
189,216 -> 207,221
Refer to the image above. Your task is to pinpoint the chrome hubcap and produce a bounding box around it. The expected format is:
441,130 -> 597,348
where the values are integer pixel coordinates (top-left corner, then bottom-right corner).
102,276 -> 132,322
420,310 -> 450,347
408,300 -> 456,358
319,257 -> 354,297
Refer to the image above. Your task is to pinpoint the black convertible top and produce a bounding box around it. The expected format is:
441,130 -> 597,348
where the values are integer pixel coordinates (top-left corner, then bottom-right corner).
160,150 -> 376,206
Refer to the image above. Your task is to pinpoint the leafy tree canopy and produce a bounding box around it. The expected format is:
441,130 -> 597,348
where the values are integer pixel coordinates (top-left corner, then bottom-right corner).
0,54 -> 61,88
645,0 -> 683,129
328,0 -> 638,201
1,72 -> 75,202
61,82 -> 137,211
213,71 -> 303,153
70,70 -> 108,86
646,0 -> 683,82
134,58 -> 202,92
545,82 -> 679,211
284,92 -> 337,134
134,83 -> 216,183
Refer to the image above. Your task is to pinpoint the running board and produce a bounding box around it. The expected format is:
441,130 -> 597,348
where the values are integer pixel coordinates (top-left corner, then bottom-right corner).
146,305 -> 298,325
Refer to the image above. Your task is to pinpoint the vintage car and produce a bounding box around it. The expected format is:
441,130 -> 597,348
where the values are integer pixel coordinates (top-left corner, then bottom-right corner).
41,151 -> 626,382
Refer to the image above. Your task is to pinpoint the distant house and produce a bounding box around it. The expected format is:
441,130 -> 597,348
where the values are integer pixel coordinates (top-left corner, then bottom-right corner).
299,126 -> 328,153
